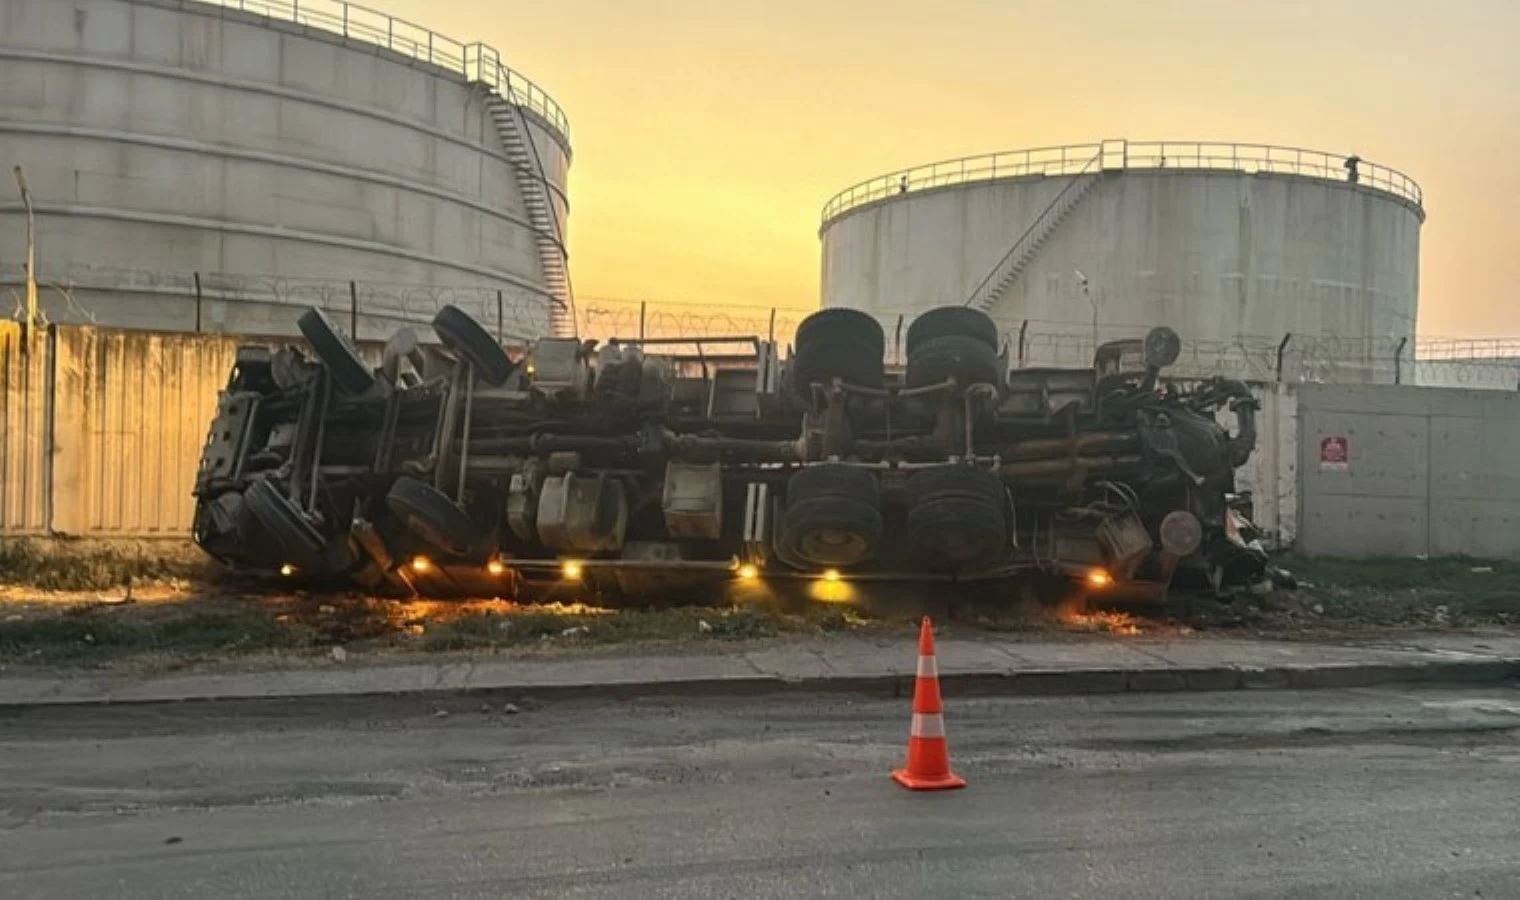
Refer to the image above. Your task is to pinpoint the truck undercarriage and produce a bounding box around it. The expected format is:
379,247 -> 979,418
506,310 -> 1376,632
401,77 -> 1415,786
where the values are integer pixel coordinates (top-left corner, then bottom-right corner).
192,304 -> 1268,603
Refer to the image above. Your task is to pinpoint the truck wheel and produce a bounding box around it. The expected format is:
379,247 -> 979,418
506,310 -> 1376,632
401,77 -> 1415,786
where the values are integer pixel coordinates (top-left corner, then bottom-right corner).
788,337 -> 884,400
906,307 -> 999,356
788,308 -> 886,403
905,335 -> 1002,389
788,462 -> 879,505
905,464 -> 1007,510
243,477 -> 328,568
906,465 -> 1008,571
385,476 -> 477,557
907,497 -> 1007,570
433,305 -> 517,387
297,307 -> 376,395
780,497 -> 883,567
779,464 -> 883,567
795,308 -> 885,356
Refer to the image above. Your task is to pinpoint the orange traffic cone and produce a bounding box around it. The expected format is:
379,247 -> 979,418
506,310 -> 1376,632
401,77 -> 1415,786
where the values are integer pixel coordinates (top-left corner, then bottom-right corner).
892,616 -> 966,791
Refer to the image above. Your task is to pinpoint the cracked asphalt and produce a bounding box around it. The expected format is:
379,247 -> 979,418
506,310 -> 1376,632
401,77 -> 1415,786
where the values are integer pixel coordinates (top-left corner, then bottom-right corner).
2,686 -> 1519,898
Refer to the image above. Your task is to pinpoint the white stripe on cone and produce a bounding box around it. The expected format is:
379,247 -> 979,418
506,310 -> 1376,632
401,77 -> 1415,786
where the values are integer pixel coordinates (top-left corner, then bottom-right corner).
911,712 -> 946,739
916,654 -> 938,679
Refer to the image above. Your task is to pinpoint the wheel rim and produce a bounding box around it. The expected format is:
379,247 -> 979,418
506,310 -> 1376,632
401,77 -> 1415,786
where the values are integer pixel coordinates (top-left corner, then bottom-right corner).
798,527 -> 870,565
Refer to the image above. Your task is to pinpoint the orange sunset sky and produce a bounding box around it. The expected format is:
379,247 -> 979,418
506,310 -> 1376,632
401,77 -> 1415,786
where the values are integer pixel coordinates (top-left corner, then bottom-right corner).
388,0 -> 1518,338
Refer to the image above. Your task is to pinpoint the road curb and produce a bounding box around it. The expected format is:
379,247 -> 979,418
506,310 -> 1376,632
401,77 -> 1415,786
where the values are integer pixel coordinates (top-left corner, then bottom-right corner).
1,657 -> 1515,711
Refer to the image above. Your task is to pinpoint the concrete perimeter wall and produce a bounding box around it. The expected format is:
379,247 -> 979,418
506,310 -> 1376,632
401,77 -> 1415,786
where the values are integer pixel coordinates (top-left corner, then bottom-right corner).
1294,383 -> 1520,559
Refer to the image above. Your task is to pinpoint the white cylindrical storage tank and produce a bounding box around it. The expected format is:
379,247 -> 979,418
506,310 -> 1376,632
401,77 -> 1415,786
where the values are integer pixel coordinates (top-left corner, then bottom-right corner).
0,0 -> 572,341
820,140 -> 1423,382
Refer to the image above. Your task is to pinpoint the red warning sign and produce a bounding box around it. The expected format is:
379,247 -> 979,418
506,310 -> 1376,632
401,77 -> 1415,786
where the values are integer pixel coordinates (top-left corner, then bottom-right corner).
1319,436 -> 1349,472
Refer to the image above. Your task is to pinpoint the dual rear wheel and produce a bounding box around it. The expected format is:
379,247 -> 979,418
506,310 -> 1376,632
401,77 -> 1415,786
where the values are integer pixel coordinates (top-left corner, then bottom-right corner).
777,462 -> 1010,574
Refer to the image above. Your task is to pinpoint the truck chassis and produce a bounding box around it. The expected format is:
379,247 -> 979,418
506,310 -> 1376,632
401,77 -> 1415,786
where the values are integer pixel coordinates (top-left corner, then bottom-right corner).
192,304 -> 1267,603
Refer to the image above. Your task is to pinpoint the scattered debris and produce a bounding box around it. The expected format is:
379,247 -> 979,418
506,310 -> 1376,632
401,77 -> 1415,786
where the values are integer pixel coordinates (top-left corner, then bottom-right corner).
329,646 -> 347,663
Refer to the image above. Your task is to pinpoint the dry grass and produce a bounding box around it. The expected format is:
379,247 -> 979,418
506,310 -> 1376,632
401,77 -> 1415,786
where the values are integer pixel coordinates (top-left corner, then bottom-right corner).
1167,555 -> 1520,632
0,539 -> 218,592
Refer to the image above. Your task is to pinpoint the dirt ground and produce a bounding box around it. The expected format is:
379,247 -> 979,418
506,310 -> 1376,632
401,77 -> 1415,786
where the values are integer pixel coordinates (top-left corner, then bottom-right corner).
0,546 -> 1516,671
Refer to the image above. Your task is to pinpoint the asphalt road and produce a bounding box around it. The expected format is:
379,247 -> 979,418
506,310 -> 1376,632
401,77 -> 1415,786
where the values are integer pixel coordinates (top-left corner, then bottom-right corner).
2,685 -> 1519,898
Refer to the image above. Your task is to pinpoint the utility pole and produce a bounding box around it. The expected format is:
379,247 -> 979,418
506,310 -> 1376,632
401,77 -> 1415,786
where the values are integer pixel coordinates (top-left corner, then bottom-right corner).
12,165 -> 37,334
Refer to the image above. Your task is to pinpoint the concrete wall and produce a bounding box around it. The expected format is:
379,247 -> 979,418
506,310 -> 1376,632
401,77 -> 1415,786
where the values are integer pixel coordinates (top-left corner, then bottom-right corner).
0,0 -> 568,340
1295,383 -> 1520,559
821,168 -> 1422,380
1231,383 -> 1298,549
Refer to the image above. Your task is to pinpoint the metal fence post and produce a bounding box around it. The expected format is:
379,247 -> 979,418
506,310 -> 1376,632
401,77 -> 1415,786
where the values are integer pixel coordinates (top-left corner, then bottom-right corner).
1393,336 -> 1408,385
639,301 -> 647,341
1275,333 -> 1293,382
496,289 -> 504,341
349,281 -> 359,338
193,271 -> 203,333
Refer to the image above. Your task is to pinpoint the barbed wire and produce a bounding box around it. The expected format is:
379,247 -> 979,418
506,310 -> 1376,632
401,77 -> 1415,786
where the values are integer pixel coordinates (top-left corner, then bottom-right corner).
0,262 -> 553,342
2,262 -> 1517,388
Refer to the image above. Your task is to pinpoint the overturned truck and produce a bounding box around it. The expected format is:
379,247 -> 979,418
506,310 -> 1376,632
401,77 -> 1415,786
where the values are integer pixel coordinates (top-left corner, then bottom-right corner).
192,304 -> 1267,602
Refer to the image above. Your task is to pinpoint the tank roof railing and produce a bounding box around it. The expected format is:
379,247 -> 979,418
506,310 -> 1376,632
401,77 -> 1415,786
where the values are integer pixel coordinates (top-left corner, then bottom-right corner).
821,139 -> 1423,226
203,0 -> 570,145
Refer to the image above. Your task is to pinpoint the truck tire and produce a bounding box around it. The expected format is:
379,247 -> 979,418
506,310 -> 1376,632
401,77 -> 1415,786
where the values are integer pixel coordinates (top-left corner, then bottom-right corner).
795,308 -> 885,356
905,335 -> 1002,389
779,464 -> 883,567
906,465 -> 1008,571
906,307 -> 999,356
788,463 -> 879,506
788,337 -> 884,399
386,476 -> 477,557
780,496 -> 883,567
297,307 -> 376,396
433,305 -> 517,386
905,464 -> 1007,509
243,477 -> 328,568
907,496 -> 1007,570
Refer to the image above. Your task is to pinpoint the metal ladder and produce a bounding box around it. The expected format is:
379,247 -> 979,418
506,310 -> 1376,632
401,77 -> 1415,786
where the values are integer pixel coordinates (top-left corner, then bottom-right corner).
965,153 -> 1104,314
480,89 -> 574,338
